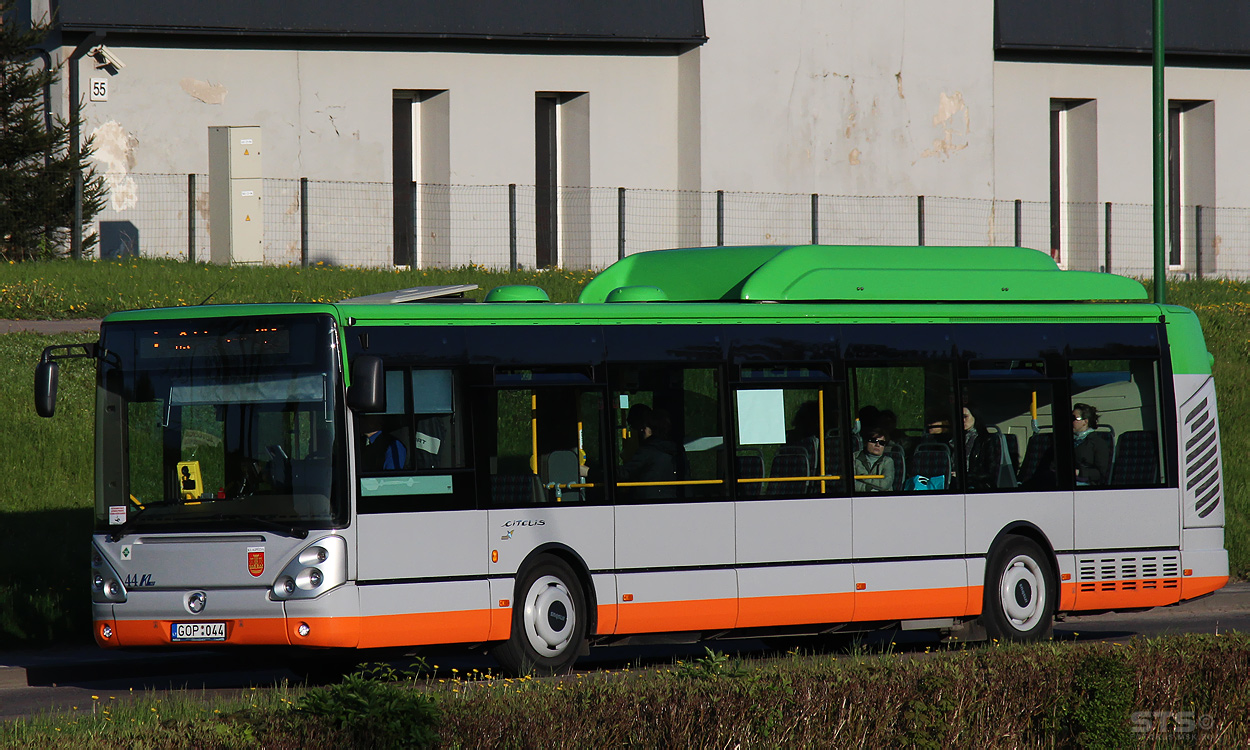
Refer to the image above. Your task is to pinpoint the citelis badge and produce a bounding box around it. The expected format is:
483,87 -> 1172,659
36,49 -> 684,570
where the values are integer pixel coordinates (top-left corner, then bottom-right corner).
247,546 -> 265,577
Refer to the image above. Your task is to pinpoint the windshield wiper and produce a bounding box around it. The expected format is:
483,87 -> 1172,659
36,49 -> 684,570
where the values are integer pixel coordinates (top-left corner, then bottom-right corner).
230,516 -> 310,539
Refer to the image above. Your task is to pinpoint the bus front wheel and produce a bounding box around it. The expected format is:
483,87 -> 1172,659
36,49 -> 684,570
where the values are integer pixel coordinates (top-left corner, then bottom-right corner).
493,557 -> 587,676
981,536 -> 1055,642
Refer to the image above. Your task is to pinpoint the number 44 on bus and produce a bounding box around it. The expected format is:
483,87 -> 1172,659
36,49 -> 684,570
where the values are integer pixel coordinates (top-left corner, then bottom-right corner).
35,244 -> 1228,675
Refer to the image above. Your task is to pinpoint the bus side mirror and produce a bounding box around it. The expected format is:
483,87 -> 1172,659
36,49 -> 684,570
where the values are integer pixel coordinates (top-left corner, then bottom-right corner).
347,355 -> 384,412
35,360 -> 59,418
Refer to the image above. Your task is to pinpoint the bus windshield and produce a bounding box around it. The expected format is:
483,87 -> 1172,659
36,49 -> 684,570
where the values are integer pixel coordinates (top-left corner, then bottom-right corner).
94,314 -> 347,534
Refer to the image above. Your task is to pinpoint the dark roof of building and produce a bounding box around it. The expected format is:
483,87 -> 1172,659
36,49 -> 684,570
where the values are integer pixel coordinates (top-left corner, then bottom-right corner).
997,0 -> 1250,61
51,0 -> 707,45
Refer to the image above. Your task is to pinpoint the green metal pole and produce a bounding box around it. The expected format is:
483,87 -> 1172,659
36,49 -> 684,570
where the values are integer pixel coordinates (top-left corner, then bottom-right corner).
1152,0 -> 1166,303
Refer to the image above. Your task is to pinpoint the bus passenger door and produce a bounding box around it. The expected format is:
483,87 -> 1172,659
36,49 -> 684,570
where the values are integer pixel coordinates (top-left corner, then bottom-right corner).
353,367 -> 492,648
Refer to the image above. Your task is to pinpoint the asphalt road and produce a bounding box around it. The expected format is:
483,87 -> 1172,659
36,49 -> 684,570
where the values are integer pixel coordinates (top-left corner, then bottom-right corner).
2,582 -> 1246,722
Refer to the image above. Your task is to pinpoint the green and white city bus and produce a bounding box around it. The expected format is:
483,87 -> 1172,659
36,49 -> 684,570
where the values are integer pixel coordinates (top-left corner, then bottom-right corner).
35,245 -> 1228,674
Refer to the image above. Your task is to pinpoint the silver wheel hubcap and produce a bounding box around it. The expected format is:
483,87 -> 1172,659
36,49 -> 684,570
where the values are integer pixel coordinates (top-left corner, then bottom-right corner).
522,574 -> 577,656
1000,554 -> 1046,631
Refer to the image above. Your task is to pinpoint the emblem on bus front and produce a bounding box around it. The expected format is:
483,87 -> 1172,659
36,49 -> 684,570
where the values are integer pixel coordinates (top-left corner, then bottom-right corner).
247,546 -> 265,577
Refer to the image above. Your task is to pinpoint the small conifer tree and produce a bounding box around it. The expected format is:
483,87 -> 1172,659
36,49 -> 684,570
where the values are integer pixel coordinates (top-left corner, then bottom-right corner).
0,1 -> 106,260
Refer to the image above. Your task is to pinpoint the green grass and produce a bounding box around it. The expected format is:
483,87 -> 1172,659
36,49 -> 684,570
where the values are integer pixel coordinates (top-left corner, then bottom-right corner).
0,258 -> 596,317
1,265 -> 1248,646
3,636 -> 1249,747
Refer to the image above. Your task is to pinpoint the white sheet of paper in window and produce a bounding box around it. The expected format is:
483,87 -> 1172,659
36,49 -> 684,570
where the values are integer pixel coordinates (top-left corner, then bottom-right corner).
736,389 -> 786,445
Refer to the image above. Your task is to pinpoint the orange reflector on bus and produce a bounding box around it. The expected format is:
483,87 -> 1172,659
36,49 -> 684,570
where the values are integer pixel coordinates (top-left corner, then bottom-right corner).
1061,573 -> 1072,581
1184,569 -> 1193,576
499,599 -> 509,608
491,550 -> 498,563
621,594 -> 634,602
855,583 -> 866,591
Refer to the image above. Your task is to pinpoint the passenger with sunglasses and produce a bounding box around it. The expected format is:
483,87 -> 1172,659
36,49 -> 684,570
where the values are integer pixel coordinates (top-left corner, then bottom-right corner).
1072,403 -> 1110,485
853,428 -> 895,493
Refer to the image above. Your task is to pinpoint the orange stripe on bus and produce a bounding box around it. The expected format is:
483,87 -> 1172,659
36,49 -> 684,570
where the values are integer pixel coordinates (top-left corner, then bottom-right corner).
736,592 -> 854,628
356,610 -> 492,648
852,585 -> 973,621
614,597 -> 738,634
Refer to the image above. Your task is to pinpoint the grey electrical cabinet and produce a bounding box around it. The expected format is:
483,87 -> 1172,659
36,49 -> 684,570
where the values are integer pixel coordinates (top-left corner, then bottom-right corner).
208,126 -> 263,265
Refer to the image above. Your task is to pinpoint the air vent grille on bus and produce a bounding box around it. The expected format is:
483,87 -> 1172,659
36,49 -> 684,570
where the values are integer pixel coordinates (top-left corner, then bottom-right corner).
1184,397 -> 1222,519
1076,554 -> 1180,592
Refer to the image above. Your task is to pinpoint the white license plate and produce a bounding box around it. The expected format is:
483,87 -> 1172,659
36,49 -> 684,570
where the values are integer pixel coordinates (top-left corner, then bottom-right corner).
171,622 -> 226,641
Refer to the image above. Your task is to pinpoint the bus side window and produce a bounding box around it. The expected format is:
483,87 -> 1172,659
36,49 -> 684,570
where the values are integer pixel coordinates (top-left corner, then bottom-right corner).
1069,359 -> 1166,488
850,363 -> 956,494
731,384 -> 844,499
486,384 -> 606,506
610,365 -> 726,503
960,381 -> 1056,492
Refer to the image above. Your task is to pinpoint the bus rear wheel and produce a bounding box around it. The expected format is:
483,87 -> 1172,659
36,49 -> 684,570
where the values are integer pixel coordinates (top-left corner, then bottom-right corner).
981,536 -> 1055,642
492,557 -> 587,676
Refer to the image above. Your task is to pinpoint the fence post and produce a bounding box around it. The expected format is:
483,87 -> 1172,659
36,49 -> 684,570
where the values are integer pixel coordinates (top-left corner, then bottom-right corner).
508,183 -> 518,271
1195,205 -> 1204,280
917,195 -> 925,246
187,173 -> 196,263
1104,202 -> 1112,274
716,190 -> 725,246
300,177 -> 310,268
409,181 -> 419,267
810,193 -> 819,245
1014,199 -> 1022,248
618,187 -> 626,261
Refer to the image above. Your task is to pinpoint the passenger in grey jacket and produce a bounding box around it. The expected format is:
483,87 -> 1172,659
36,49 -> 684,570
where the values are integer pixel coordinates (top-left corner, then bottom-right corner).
853,428 -> 895,493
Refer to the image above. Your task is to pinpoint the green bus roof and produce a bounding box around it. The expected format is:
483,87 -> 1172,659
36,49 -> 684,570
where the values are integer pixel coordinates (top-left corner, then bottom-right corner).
577,245 -> 1148,303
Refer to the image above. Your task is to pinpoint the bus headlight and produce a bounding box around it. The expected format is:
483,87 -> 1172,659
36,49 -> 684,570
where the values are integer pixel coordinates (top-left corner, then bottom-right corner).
90,543 -> 128,603
270,536 -> 346,601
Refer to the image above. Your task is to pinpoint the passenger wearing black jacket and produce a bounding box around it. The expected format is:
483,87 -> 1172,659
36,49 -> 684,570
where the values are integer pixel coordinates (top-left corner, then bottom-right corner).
618,405 -> 683,500
961,406 -> 999,490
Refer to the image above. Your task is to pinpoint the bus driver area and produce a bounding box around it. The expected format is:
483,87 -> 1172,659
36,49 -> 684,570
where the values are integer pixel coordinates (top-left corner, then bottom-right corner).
38,244 -> 1228,674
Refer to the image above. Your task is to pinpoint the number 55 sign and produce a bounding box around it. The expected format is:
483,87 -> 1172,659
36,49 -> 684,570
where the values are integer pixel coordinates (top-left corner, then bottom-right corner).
90,77 -> 109,102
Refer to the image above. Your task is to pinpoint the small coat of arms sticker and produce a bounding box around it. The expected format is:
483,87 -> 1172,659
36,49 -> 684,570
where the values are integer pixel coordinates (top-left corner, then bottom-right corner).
247,546 -> 265,577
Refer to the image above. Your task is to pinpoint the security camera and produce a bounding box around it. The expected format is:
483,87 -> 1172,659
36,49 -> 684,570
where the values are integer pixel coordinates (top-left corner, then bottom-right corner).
90,45 -> 126,71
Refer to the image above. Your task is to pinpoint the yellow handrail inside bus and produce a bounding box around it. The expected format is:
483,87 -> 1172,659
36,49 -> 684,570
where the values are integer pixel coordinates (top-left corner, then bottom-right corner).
817,389 -> 827,493
737,475 -> 843,483
530,394 -> 539,474
616,479 -> 725,487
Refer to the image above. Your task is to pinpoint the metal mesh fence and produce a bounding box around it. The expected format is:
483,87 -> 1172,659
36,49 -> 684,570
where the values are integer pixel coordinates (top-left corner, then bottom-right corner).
75,174 -> 1250,277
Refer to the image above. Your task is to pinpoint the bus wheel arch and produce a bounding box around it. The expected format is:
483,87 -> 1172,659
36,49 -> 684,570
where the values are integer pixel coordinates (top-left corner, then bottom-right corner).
981,526 -> 1057,642
493,547 -> 592,676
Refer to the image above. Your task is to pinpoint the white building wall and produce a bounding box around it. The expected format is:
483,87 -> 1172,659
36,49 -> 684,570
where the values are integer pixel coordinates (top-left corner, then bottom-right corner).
697,0 -> 996,198
71,46 -> 682,188
995,61 -> 1250,207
